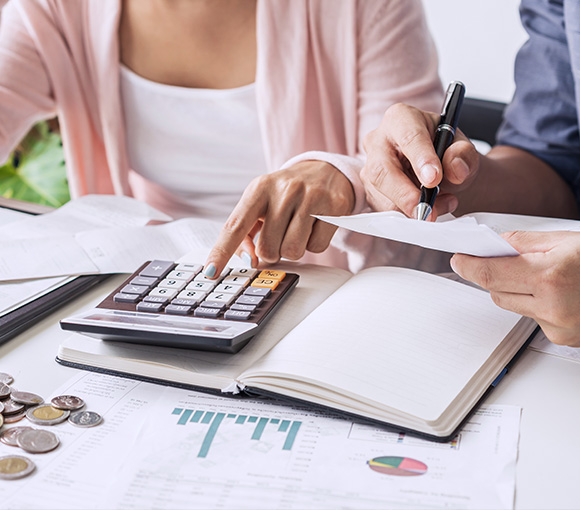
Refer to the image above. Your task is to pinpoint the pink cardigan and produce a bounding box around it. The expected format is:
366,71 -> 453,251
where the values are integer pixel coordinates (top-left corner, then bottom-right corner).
0,0 -> 443,270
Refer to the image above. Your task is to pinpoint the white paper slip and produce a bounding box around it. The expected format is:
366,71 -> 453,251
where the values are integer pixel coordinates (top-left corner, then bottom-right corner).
315,211 -> 580,257
530,330 -> 580,363
0,195 -> 172,240
76,217 -> 222,274
1,235 -> 100,281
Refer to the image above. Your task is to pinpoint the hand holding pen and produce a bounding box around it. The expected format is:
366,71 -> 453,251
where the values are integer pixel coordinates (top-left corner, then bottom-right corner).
416,81 -> 465,221
361,81 -> 476,221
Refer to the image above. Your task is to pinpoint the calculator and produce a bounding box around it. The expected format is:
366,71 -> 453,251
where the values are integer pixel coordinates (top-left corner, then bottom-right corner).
60,260 -> 299,353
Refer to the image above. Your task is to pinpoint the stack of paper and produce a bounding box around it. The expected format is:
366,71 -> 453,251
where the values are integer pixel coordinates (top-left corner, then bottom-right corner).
0,195 -> 224,281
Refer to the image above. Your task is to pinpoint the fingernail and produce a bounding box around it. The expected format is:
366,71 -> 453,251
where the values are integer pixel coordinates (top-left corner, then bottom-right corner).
452,158 -> 470,181
203,263 -> 216,278
241,251 -> 253,268
420,164 -> 438,185
450,256 -> 458,273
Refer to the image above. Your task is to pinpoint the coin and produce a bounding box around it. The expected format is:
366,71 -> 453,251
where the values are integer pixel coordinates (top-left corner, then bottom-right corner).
2,399 -> 25,415
68,410 -> 103,428
0,383 -> 11,399
51,395 -> 85,411
0,401 -> 4,414
16,429 -> 60,454
4,409 -> 27,424
0,455 -> 35,480
0,373 -> 14,385
10,390 -> 44,406
26,405 -> 69,426
0,427 -> 33,447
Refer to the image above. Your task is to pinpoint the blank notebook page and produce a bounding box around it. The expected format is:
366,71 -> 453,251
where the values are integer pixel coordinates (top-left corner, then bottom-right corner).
240,267 -> 521,422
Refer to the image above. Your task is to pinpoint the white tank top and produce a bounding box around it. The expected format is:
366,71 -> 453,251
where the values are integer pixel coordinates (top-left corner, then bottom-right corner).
120,65 -> 268,220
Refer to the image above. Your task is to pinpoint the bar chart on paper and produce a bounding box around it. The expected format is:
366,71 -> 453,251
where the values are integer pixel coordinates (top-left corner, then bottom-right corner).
171,407 -> 302,458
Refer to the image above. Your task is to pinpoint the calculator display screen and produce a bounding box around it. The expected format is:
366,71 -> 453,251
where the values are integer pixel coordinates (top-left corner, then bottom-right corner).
85,313 -> 228,333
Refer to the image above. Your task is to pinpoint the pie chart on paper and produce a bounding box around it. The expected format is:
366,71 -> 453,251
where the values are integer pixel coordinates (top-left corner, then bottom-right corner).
367,456 -> 427,476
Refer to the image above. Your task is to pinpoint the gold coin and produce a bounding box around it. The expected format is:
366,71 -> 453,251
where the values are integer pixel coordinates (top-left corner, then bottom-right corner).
31,406 -> 64,420
0,455 -> 35,479
0,456 -> 28,474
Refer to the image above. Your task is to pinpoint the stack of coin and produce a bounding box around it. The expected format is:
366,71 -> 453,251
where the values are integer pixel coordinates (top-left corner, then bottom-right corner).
0,372 -> 104,480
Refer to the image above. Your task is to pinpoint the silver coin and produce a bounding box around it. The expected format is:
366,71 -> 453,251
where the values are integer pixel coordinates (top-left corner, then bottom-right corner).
51,395 -> 85,411
26,405 -> 69,426
0,401 -> 4,414
68,410 -> 103,428
2,399 -> 25,415
0,427 -> 33,447
0,383 -> 11,399
0,373 -> 14,385
4,409 -> 27,424
16,429 -> 60,454
10,390 -> 44,406
0,455 -> 35,480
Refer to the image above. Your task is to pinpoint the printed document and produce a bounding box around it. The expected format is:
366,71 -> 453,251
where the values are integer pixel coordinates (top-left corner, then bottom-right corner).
1,371 -> 520,509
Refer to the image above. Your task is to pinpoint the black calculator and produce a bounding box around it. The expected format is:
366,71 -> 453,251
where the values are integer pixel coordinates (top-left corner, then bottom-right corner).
60,260 -> 299,353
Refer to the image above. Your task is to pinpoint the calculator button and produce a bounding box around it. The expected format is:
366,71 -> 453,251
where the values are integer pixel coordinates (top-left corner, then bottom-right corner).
258,270 -> 286,281
165,304 -> 193,315
166,270 -> 195,281
137,301 -> 164,313
200,300 -> 226,310
222,275 -> 250,286
174,263 -> 203,274
243,287 -> 271,298
186,281 -> 215,292
139,260 -> 174,279
206,293 -> 236,306
251,278 -> 279,290
177,290 -> 206,302
235,295 -> 264,306
113,293 -> 140,303
224,310 -> 252,321
171,298 -> 198,307
149,287 -> 179,299
193,273 -> 220,283
130,276 -> 157,287
121,284 -> 149,296
194,307 -> 221,318
143,295 -> 170,305
230,303 -> 256,312
230,268 -> 258,278
214,283 -> 243,295
158,279 -> 187,291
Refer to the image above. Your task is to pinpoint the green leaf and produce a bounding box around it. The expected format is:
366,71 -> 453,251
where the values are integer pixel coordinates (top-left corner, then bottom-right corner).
0,122 -> 70,207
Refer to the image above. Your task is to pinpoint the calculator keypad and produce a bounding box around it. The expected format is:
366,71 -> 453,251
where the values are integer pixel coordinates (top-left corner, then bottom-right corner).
108,260 -> 298,324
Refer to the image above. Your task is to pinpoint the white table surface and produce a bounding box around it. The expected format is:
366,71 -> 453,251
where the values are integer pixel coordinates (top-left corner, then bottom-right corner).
1,277 -> 579,509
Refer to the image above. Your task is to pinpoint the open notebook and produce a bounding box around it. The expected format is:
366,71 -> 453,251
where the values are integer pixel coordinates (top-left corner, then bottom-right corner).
57,263 -> 537,441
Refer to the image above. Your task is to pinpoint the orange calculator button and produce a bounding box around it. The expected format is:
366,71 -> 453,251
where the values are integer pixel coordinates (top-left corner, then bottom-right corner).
251,278 -> 279,290
258,270 -> 286,281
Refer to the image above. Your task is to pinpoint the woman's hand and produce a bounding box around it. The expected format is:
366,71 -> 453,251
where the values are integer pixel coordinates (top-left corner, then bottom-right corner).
203,161 -> 355,277
451,231 -> 580,347
360,103 -> 481,220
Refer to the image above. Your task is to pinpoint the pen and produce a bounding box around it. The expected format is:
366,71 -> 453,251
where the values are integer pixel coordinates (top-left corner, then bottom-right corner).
416,81 -> 466,221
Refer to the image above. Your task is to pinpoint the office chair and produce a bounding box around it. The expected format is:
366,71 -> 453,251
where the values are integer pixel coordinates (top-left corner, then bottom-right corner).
458,97 -> 507,146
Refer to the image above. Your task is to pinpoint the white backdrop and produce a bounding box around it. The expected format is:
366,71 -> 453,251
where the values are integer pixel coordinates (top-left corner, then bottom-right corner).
422,0 -> 527,103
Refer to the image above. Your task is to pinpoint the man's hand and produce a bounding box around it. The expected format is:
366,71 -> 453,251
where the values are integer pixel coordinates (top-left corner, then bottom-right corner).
451,231 -> 580,347
361,103 -> 480,220
203,161 -> 355,277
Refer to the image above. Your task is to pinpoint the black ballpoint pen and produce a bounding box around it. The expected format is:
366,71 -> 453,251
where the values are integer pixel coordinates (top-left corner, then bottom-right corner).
416,81 -> 466,221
